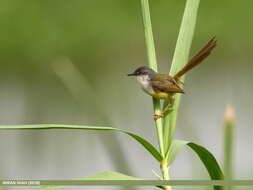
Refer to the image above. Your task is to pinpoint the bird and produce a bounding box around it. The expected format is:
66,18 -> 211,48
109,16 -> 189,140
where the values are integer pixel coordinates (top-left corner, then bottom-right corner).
127,37 -> 217,120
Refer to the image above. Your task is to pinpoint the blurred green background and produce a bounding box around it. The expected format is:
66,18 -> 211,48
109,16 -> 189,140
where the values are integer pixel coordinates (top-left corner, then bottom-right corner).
0,0 -> 253,189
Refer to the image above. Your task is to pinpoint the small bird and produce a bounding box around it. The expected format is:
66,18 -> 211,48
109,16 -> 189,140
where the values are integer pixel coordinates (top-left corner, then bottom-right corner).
128,37 -> 217,120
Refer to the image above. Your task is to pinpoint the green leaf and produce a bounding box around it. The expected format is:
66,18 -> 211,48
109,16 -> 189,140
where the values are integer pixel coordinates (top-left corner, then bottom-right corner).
140,0 -> 165,158
35,171 -> 140,190
166,140 -> 188,166
166,140 -> 224,190
163,0 -> 200,154
83,171 -> 140,180
0,124 -> 163,162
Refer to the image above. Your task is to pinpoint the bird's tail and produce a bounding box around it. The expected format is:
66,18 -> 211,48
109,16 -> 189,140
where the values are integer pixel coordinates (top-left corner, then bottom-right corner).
174,36 -> 217,79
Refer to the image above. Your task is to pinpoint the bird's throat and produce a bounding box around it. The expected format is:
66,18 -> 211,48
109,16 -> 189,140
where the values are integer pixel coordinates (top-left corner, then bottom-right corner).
136,75 -> 155,95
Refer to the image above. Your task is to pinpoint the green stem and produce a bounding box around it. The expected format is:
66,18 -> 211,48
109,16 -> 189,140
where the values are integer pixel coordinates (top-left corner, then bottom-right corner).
224,105 -> 234,190
161,160 -> 172,190
224,123 -> 233,179
163,0 -> 200,157
140,0 -> 165,157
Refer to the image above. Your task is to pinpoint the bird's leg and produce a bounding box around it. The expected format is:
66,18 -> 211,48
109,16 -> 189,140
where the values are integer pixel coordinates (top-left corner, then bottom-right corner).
161,97 -> 173,114
154,97 -> 174,120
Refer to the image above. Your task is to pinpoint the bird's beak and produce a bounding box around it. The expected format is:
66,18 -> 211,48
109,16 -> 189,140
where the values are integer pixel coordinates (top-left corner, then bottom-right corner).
127,73 -> 136,76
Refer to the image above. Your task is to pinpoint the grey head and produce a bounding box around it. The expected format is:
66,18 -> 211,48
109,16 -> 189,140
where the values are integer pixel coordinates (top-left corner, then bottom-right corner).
127,66 -> 156,78
127,66 -> 156,95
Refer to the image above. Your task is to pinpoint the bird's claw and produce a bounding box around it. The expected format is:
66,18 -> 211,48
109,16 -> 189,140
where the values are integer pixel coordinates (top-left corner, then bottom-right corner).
154,113 -> 164,121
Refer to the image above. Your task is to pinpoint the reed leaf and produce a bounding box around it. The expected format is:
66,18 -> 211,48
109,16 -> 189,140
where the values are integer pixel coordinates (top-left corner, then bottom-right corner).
0,124 -> 162,162
35,171 -> 140,190
163,0 -> 200,154
166,140 -> 224,190
140,0 -> 165,158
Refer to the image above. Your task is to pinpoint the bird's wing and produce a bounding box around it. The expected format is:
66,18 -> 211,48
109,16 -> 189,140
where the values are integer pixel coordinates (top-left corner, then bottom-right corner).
151,74 -> 184,94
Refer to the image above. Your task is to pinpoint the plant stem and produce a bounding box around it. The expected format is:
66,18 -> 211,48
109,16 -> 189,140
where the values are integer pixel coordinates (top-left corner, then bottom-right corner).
163,0 -> 200,156
224,105 -> 234,190
161,160 -> 172,190
140,0 -> 165,157
140,1 -> 169,189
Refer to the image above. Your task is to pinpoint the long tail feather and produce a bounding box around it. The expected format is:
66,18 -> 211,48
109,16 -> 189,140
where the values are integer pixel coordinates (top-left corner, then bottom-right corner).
174,36 -> 217,79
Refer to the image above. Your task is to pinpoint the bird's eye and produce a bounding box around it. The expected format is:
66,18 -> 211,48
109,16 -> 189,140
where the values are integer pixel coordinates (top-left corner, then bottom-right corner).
139,72 -> 145,75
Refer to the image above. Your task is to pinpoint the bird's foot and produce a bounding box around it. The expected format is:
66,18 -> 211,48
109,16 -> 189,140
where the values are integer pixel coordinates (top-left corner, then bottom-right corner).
154,113 -> 164,121
154,102 -> 173,120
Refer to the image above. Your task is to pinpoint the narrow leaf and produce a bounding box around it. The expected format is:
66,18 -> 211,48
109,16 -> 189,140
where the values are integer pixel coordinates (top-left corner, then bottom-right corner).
163,0 -> 200,154
0,124 -> 162,162
166,140 -> 187,166
166,140 -> 224,190
83,171 -> 140,180
140,0 -> 165,157
35,171 -> 140,190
